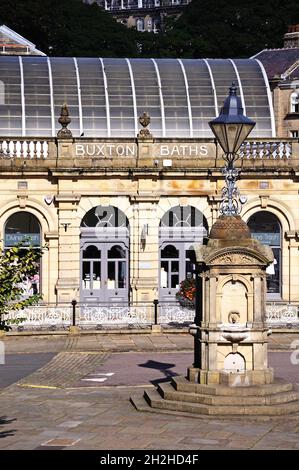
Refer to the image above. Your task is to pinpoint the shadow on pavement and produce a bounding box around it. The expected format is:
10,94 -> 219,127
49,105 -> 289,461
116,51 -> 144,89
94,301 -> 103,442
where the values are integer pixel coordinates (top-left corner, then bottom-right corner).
138,359 -> 178,386
0,416 -> 16,439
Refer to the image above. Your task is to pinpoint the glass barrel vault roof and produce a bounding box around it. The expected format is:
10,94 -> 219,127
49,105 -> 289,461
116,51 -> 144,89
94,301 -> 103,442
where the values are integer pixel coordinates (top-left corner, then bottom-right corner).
0,57 -> 275,138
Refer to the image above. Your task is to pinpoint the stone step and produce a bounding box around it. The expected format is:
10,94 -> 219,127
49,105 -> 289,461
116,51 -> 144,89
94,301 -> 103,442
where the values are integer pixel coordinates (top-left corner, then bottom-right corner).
172,376 -> 294,397
158,382 -> 299,406
144,389 -> 299,415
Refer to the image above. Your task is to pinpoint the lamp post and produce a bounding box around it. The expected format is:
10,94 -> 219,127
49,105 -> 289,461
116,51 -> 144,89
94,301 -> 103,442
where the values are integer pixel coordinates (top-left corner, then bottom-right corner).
209,82 -> 256,216
191,83 -> 256,368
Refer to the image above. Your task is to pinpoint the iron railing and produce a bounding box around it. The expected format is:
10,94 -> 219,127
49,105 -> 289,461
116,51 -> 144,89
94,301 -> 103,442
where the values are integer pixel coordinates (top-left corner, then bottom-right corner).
5,299 -> 299,331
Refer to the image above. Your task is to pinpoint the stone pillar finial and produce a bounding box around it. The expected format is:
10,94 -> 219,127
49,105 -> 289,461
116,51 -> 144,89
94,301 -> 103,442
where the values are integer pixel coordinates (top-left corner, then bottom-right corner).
57,103 -> 72,138
137,111 -> 152,139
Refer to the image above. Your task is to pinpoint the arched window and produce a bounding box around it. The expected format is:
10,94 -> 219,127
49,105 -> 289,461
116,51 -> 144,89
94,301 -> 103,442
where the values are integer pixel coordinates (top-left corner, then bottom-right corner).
136,18 -> 145,32
247,211 -> 281,295
4,211 -> 41,295
159,205 -> 208,302
290,91 -> 299,113
80,206 -> 129,303
5,212 -> 40,246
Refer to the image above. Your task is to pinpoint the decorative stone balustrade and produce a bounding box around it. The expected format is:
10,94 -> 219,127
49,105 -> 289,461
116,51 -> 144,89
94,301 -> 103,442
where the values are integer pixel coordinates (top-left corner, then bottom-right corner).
0,139 -> 50,159
240,140 -> 292,159
0,137 -> 296,165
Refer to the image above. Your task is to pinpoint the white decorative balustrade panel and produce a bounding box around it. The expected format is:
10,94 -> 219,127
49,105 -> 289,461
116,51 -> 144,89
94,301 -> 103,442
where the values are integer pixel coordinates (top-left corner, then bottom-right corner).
0,140 -> 49,159
159,304 -> 195,323
240,141 -> 292,159
265,304 -> 299,323
78,304 -> 152,325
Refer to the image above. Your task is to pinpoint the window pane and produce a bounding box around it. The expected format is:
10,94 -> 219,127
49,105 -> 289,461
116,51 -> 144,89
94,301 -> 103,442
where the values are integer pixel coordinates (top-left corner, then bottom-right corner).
108,245 -> 126,258
161,245 -> 179,258
118,261 -> 126,288
82,261 -> 91,289
171,261 -> 179,272
83,245 -> 101,259
171,274 -> 179,289
92,261 -> 101,289
248,211 -> 281,295
108,262 -> 116,289
160,261 -> 168,288
266,247 -> 280,294
5,211 -> 40,246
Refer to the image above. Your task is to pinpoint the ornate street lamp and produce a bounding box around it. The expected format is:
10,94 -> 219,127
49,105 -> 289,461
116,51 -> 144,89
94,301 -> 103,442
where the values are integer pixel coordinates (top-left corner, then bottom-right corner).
209,83 -> 256,215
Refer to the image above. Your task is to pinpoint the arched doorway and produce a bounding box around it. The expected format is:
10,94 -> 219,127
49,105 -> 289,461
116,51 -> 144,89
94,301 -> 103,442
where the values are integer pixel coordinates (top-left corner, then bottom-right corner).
80,206 -> 129,303
4,211 -> 41,295
247,211 -> 281,296
159,205 -> 208,302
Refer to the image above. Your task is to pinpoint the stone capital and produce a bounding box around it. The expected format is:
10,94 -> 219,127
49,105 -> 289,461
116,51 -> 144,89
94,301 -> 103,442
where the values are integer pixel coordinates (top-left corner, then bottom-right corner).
44,231 -> 59,240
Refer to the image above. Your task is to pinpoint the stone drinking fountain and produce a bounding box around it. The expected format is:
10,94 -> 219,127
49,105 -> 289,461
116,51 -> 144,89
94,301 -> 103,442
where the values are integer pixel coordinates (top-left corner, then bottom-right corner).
132,214 -> 299,417
131,84 -> 299,416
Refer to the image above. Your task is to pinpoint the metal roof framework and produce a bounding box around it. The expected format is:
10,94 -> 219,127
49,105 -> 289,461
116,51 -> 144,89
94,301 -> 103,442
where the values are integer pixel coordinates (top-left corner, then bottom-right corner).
0,57 -> 275,138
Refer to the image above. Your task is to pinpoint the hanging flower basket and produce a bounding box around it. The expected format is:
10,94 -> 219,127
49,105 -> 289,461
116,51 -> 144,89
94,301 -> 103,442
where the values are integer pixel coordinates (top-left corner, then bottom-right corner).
176,278 -> 196,310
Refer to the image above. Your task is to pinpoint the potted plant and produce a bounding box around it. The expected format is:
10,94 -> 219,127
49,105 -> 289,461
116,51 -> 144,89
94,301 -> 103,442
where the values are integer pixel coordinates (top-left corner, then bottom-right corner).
176,277 -> 196,310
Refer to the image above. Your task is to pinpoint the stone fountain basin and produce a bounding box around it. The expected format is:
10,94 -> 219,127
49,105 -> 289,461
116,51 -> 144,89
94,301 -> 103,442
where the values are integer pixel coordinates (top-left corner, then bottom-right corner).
220,324 -> 249,343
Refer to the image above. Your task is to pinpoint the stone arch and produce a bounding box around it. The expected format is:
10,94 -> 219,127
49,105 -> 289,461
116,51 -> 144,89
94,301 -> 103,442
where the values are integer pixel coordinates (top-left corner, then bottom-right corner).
242,198 -> 294,233
0,205 -> 53,301
216,274 -> 252,324
223,352 -> 246,372
158,202 -> 209,303
246,209 -> 283,296
0,199 -> 55,239
216,273 -> 252,294
77,197 -> 133,225
79,203 -> 130,304
156,197 -> 212,230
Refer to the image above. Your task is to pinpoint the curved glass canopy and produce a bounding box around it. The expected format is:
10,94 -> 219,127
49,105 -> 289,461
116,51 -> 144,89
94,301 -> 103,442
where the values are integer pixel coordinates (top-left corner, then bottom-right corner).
0,57 -> 275,138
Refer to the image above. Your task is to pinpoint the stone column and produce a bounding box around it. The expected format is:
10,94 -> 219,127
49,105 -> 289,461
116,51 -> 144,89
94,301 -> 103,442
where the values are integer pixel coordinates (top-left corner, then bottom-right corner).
286,230 -> 299,302
44,231 -> 59,303
130,195 -> 160,303
55,192 -> 81,303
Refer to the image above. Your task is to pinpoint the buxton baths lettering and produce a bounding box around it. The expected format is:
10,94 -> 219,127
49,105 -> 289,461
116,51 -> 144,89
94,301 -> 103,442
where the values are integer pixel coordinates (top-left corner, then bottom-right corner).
75,144 -> 209,158
159,144 -> 208,157
75,144 -> 136,157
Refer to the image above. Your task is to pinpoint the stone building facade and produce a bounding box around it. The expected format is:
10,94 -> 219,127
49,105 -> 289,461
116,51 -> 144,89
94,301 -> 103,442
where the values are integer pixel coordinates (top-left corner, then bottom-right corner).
0,51 -> 298,327
253,25 -> 299,138
83,0 -> 191,32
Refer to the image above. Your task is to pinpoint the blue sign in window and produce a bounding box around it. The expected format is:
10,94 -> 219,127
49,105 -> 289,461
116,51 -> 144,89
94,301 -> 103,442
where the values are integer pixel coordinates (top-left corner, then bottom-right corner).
5,233 -> 40,247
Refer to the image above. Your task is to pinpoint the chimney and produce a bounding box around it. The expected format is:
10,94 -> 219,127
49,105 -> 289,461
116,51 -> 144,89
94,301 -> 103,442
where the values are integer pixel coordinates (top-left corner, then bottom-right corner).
284,24 -> 299,48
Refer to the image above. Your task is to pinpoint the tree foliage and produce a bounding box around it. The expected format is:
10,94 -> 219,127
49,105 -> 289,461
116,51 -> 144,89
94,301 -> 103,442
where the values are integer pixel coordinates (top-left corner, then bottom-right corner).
0,0 -> 298,58
0,242 -> 43,331
0,0 -> 138,56
167,0 -> 299,58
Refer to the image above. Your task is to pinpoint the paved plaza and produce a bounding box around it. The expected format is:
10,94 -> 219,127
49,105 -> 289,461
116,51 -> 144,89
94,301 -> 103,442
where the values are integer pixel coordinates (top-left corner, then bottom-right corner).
0,331 -> 298,450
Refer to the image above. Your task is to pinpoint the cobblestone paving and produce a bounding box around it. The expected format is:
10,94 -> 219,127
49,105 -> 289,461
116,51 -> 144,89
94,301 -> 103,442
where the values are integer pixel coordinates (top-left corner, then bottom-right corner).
17,352 -> 110,388
0,332 -> 298,450
0,385 -> 299,450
